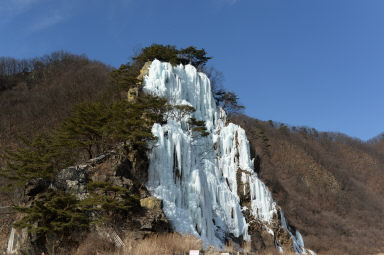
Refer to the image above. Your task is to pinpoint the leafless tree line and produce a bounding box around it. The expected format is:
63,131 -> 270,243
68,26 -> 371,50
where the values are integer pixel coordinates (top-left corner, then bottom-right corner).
231,114 -> 384,255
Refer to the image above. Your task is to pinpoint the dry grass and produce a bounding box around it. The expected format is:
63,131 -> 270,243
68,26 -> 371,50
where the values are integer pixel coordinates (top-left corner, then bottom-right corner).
224,240 -> 295,255
109,233 -> 298,255
117,233 -> 203,255
74,232 -> 116,255
56,231 -> 303,255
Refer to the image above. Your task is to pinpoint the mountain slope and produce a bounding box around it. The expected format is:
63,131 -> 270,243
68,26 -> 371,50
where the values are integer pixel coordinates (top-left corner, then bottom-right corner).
1,50 -> 384,254
231,115 -> 384,255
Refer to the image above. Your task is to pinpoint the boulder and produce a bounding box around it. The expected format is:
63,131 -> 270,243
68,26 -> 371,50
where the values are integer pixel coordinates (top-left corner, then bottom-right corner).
54,164 -> 89,199
140,197 -> 162,210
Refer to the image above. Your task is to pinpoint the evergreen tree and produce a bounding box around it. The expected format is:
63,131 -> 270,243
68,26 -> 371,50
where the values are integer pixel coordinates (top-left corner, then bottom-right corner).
214,89 -> 244,114
166,104 -> 196,121
106,100 -> 155,150
188,117 -> 210,137
110,62 -> 141,90
55,101 -> 109,159
82,181 -> 140,225
133,44 -> 179,66
14,190 -> 90,235
0,135 -> 71,188
135,94 -> 170,124
54,96 -> 169,157
178,46 -> 211,68
132,44 -> 212,68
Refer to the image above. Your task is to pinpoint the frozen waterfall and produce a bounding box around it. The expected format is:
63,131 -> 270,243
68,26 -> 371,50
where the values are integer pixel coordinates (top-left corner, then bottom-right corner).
143,59 -> 312,254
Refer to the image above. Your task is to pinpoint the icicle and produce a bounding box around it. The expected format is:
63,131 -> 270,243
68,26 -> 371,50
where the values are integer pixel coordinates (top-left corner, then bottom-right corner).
143,60 -> 311,254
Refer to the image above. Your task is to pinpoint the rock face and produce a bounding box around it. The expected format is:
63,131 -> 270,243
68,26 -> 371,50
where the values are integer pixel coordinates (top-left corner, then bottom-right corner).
140,196 -> 163,210
54,164 -> 89,199
143,60 -> 314,253
138,197 -> 169,232
127,61 -> 152,102
6,146 -> 170,255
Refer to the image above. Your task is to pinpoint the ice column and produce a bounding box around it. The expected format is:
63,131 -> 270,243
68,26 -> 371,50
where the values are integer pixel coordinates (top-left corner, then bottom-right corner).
143,60 -> 311,254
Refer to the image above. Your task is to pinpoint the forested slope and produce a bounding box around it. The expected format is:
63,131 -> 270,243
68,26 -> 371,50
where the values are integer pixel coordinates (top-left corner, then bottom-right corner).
0,52 -> 112,157
0,52 -> 112,250
231,115 -> 384,255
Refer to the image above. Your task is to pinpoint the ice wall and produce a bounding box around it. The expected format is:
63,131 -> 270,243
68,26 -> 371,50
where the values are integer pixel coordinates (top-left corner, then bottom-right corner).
143,60 -> 312,254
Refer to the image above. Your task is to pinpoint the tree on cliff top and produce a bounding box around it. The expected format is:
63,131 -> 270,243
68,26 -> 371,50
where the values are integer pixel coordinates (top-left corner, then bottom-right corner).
214,89 -> 244,115
178,46 -> 211,68
132,44 -> 211,68
133,44 -> 179,66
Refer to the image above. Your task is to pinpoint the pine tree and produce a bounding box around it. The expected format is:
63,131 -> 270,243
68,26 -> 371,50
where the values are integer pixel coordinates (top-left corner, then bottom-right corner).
188,117 -> 210,137
82,181 -> 140,225
214,90 -> 244,114
178,46 -> 211,68
14,190 -> 89,235
0,135 -> 71,188
133,44 -> 179,66
105,95 -> 168,150
110,63 -> 141,90
55,101 -> 110,159
166,104 -> 195,121
132,44 -> 212,68
106,100 -> 155,150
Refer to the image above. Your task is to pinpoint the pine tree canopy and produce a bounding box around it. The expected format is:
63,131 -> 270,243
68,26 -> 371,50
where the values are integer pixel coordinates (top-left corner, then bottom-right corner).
132,44 -> 211,68
0,135 -> 72,188
14,190 -> 89,235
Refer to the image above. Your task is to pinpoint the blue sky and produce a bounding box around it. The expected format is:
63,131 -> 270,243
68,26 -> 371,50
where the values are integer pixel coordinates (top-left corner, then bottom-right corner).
1,0 -> 383,140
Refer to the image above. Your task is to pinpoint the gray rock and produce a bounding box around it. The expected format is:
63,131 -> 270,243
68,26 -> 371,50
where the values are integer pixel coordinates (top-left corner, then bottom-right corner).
53,165 -> 90,198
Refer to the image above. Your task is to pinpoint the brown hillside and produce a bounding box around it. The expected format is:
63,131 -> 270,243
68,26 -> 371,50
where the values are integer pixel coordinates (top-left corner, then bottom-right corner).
0,52 -> 112,251
231,114 -> 384,255
0,52 -> 112,160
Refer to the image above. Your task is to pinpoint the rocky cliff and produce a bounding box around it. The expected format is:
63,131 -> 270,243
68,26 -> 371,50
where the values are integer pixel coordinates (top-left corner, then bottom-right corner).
6,146 -> 170,255
6,60 -> 315,255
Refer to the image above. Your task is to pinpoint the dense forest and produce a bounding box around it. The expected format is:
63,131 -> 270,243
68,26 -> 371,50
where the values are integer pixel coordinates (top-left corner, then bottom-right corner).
1,45 -> 384,254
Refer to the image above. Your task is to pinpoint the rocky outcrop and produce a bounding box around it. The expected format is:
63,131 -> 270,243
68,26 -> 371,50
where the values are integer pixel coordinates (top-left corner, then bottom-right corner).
54,164 -> 89,199
138,197 -> 169,232
127,61 -> 151,102
236,168 -> 300,253
137,61 -> 152,82
140,196 -> 162,210
6,146 -> 170,255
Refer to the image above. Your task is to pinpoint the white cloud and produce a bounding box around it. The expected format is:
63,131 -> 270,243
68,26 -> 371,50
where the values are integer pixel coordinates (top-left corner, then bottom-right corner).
28,10 -> 65,32
225,0 -> 239,4
212,0 -> 239,7
0,0 -> 69,32
0,0 -> 41,19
